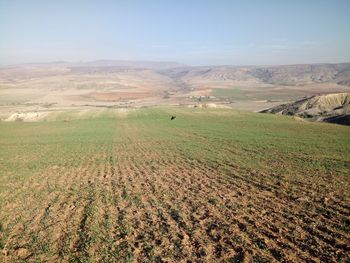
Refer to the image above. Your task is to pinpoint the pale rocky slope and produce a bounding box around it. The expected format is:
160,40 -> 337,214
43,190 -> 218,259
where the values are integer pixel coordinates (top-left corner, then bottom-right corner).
261,93 -> 350,125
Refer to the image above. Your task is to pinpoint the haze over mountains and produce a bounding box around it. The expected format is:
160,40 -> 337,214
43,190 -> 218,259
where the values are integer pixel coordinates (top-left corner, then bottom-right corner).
3,60 -> 350,86
1,60 -> 350,121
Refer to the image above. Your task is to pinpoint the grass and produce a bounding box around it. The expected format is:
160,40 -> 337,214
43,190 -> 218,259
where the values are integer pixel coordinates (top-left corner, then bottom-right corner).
212,87 -> 302,101
0,107 -> 349,262
212,88 -> 249,100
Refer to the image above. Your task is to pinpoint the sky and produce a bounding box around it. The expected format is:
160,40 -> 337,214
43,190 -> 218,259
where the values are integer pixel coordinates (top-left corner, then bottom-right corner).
0,0 -> 349,66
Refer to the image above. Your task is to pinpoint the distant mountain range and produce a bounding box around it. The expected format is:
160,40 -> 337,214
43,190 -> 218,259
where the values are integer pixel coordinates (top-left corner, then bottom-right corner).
14,60 -> 186,69
3,60 -> 350,87
161,63 -> 350,86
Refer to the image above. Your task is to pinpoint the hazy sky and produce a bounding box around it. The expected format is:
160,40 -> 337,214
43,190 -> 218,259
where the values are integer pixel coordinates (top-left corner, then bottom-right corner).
0,0 -> 349,66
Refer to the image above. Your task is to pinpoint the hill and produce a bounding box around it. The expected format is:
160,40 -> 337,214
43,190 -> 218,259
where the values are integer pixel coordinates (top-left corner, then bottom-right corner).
162,63 -> 350,86
260,93 -> 350,125
1,61 -> 350,115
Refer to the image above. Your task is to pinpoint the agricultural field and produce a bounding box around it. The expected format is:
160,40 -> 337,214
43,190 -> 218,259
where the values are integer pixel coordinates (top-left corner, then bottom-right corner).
0,107 -> 349,262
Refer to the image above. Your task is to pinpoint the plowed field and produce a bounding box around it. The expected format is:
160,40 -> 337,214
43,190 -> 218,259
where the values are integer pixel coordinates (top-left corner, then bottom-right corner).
0,108 -> 349,262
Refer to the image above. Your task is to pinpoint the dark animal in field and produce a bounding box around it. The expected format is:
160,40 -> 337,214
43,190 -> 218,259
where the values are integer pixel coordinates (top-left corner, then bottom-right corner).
171,116 -> 176,120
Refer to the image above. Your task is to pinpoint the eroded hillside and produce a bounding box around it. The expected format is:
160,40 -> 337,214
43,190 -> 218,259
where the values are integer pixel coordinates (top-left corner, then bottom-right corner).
261,93 -> 350,125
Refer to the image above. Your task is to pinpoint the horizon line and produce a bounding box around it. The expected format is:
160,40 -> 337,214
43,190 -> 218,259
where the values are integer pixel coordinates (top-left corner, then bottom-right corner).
1,59 -> 350,68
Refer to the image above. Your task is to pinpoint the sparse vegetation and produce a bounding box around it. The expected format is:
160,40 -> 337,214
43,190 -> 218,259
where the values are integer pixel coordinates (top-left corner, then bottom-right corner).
0,107 -> 349,262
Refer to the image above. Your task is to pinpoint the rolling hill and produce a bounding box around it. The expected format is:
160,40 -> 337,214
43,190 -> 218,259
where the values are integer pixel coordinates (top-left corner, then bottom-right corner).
1,61 -> 350,118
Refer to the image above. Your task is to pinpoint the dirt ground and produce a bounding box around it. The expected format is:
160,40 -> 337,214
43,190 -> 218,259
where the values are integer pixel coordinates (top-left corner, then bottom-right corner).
0,109 -> 349,262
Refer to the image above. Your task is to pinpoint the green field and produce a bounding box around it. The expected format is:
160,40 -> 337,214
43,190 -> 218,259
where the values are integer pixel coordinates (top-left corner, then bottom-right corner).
0,107 -> 349,262
212,88 -> 249,100
212,87 -> 303,102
